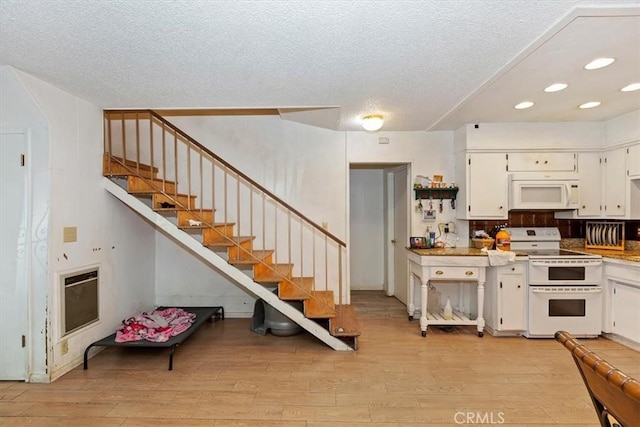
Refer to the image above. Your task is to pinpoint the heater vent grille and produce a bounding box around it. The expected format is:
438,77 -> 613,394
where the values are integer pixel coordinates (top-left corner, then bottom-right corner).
62,268 -> 99,335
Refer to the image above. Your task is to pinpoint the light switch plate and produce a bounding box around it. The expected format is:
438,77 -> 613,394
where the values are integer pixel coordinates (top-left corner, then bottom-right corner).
63,227 -> 77,243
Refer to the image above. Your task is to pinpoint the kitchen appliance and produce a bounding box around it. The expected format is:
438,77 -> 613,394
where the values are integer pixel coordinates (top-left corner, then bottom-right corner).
509,173 -> 580,210
506,227 -> 603,338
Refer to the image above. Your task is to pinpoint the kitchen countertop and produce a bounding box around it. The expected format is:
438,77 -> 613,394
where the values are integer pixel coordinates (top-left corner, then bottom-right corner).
407,247 -> 528,257
571,248 -> 640,263
407,246 -> 639,262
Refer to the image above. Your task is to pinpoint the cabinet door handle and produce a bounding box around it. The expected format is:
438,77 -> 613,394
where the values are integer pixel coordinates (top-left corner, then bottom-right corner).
465,271 -> 474,276
517,285 -> 521,288
544,160 -> 548,164
435,270 -> 444,275
499,206 -> 503,210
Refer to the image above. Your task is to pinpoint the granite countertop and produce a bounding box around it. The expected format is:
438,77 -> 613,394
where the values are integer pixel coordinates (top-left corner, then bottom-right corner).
407,247 -> 529,257
561,238 -> 640,263
572,248 -> 640,263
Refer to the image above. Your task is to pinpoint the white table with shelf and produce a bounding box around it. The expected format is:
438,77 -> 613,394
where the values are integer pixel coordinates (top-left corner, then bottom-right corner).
407,248 -> 489,337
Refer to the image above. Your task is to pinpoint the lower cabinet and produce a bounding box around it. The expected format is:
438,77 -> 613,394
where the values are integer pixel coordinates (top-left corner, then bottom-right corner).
485,261 -> 527,335
603,260 -> 640,345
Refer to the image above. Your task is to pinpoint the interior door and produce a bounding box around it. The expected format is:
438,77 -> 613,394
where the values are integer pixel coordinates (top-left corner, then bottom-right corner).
0,131 -> 29,380
391,165 -> 409,304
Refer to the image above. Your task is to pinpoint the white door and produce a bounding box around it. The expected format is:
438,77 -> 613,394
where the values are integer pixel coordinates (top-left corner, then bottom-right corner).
0,131 -> 29,380
391,165 -> 409,305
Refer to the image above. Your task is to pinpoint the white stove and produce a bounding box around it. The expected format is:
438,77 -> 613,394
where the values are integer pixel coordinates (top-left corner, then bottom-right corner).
505,227 -> 603,338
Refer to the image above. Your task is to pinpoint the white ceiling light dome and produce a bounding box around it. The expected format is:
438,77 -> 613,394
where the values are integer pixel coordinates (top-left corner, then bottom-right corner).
361,114 -> 384,131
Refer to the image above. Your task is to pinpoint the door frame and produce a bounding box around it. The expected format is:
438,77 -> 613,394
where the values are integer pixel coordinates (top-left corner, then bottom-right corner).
386,164 -> 411,300
346,162 -> 411,300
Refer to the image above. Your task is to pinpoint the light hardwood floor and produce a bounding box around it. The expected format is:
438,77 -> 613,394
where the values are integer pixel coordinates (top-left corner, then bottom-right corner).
1,290 -> 639,426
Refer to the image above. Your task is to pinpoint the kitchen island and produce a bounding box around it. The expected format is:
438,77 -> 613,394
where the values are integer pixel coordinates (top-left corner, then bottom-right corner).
406,247 -> 490,337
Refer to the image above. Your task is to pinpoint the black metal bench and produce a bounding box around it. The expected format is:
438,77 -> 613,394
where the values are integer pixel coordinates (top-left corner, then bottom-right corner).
84,306 -> 224,371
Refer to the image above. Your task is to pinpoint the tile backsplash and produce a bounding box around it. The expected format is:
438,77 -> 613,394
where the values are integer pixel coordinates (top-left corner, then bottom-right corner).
469,211 -> 640,241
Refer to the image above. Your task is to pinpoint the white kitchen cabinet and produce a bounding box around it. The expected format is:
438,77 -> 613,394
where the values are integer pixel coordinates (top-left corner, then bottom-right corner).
507,152 -> 576,172
575,152 -> 602,217
555,151 -> 602,219
484,261 -> 526,335
611,283 -> 640,343
627,143 -> 640,178
602,147 -> 627,217
456,152 -> 508,219
602,260 -> 640,346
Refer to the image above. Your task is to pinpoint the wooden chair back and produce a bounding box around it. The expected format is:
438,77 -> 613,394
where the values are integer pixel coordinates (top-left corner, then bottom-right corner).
555,330 -> 640,427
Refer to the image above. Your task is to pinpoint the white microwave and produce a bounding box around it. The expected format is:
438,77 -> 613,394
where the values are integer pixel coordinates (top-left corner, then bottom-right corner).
509,173 -> 580,210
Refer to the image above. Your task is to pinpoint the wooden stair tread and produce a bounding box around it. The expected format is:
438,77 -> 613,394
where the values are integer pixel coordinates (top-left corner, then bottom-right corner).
304,291 -> 336,319
330,304 -> 361,337
204,236 -> 254,247
127,176 -> 177,194
228,250 -> 274,265
105,154 -> 159,172
178,222 -> 232,230
278,277 -> 314,300
254,263 -> 292,282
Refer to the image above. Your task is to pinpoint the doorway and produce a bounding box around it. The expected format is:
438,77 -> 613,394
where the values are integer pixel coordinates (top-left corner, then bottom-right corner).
0,130 -> 29,380
349,163 -> 410,304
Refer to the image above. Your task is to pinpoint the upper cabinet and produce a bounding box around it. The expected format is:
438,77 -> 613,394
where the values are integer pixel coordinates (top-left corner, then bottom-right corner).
576,152 -> 602,217
602,147 -> 627,217
507,152 -> 576,172
456,152 -> 508,220
627,143 -> 640,178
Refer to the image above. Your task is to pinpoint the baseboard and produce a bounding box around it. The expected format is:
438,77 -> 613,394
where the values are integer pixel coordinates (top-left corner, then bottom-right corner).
602,333 -> 640,352
485,325 -> 524,337
27,372 -> 50,383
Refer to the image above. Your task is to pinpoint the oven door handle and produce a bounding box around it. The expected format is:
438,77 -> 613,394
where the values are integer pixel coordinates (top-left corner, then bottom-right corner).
530,287 -> 602,294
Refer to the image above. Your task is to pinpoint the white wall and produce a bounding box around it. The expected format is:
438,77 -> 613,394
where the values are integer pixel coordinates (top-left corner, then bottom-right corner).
3,67 -> 157,381
155,116 -> 347,315
347,130 -> 460,244
349,169 -> 385,290
460,121 -> 605,151
604,109 -> 640,146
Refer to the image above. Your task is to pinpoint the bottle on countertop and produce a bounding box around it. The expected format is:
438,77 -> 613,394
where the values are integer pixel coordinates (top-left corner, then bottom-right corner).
495,227 -> 511,251
443,297 -> 453,320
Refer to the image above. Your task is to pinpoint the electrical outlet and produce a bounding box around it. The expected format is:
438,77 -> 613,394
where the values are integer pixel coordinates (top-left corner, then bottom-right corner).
63,227 -> 77,243
60,339 -> 69,355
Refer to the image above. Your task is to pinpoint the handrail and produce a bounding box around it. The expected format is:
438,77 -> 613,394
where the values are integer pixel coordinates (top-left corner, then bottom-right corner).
104,109 -> 345,247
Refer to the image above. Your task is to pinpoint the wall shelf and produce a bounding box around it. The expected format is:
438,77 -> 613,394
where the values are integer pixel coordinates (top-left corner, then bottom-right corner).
414,187 -> 459,200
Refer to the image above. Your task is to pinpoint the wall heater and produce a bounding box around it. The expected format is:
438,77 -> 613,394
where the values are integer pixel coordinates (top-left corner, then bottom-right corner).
62,267 -> 99,335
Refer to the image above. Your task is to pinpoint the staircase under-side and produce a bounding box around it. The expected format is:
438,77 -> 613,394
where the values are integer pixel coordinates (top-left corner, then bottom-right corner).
102,110 -> 360,350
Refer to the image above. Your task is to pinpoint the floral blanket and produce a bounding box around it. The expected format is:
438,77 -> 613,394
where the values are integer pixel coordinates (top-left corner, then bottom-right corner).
115,307 -> 196,343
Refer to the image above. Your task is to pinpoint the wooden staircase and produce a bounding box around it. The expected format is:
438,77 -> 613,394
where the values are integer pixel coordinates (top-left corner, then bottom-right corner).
103,153 -> 360,349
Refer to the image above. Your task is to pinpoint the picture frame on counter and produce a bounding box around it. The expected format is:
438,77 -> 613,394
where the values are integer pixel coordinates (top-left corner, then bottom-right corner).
410,236 -> 428,249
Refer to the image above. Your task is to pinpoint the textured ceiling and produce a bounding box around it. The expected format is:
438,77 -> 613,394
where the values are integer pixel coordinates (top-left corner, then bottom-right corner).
1,0 -> 639,131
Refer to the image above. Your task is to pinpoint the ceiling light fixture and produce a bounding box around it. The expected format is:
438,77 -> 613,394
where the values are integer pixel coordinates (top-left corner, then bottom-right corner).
514,101 -> 534,110
584,57 -> 615,70
621,83 -> 640,92
361,114 -> 384,131
544,83 -> 568,93
579,101 -> 601,109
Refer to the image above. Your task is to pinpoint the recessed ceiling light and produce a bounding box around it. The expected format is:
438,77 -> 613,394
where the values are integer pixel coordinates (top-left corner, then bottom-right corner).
579,101 -> 601,109
514,101 -> 534,110
584,57 -> 615,70
621,83 -> 640,92
544,83 -> 568,93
